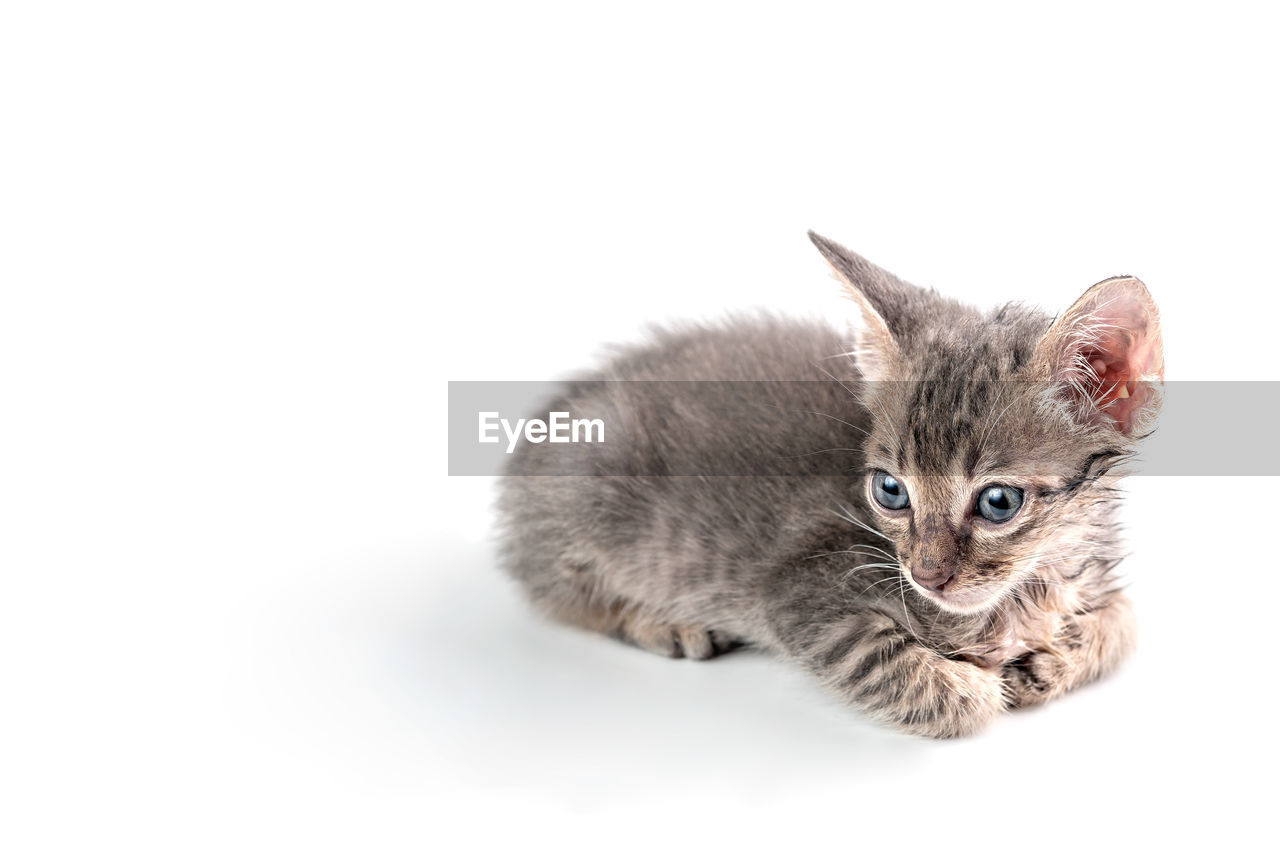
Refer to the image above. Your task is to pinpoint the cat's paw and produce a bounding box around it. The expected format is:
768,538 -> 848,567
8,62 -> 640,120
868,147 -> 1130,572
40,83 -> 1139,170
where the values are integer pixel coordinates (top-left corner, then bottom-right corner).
911,657 -> 1008,738
1002,649 -> 1071,708
852,647 -> 1007,739
616,619 -> 742,660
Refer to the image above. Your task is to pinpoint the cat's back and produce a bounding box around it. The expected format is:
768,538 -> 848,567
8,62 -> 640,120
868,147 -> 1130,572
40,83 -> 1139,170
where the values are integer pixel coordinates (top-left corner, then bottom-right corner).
503,314 -> 866,479
498,314 -> 867,623
499,315 -> 868,584
598,314 -> 852,383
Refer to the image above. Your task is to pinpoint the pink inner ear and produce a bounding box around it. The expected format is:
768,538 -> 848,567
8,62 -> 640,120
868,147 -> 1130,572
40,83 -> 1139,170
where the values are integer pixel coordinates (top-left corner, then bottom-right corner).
1077,291 -> 1164,433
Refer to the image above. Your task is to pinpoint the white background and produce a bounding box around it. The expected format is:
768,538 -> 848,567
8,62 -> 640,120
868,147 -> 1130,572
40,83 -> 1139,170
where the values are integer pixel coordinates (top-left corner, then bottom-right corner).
3,2 -> 1278,853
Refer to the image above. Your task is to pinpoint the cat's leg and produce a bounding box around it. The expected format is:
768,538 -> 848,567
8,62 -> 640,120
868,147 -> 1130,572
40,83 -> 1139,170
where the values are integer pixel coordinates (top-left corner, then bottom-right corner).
526,578 -> 742,660
789,610 -> 1007,738
1002,592 -> 1137,708
609,613 -> 743,661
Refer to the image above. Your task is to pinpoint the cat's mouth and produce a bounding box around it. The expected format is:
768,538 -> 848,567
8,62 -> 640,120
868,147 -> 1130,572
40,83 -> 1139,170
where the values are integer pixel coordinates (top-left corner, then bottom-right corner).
914,583 -> 1000,615
900,562 -> 1002,614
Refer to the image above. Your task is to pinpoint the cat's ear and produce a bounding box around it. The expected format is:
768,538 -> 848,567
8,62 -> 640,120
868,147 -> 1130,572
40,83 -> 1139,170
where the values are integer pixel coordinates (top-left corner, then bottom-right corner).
1033,276 -> 1164,436
808,231 -> 908,382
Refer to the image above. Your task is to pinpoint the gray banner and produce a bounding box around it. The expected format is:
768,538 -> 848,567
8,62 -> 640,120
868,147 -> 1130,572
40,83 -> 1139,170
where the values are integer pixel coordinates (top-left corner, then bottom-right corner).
448,381 -> 1280,476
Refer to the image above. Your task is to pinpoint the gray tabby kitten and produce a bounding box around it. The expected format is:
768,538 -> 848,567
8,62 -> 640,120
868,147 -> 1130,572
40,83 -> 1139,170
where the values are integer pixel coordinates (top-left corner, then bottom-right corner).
497,232 -> 1163,738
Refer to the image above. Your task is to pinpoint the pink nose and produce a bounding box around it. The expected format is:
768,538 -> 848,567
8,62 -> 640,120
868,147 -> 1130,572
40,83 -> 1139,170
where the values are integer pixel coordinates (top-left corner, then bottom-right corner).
912,571 -> 957,593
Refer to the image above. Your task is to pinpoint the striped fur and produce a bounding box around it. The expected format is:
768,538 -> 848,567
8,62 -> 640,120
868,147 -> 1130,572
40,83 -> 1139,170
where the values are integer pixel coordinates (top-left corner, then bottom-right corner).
497,234 -> 1161,738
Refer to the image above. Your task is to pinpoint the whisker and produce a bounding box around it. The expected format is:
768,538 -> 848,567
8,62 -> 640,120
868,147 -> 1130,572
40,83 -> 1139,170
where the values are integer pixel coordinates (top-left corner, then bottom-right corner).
764,402 -> 870,437
809,360 -> 863,404
898,578 -> 924,645
832,543 -> 897,560
860,575 -> 904,596
839,562 -> 902,582
833,503 -> 895,545
783,448 -> 865,460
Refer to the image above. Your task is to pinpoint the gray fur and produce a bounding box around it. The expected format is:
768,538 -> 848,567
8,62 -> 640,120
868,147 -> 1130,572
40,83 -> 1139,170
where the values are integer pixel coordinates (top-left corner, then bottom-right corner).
496,233 -> 1162,738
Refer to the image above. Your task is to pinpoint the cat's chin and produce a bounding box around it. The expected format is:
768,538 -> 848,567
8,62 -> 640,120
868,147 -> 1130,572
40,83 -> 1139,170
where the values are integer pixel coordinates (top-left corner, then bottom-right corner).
921,587 -> 1001,615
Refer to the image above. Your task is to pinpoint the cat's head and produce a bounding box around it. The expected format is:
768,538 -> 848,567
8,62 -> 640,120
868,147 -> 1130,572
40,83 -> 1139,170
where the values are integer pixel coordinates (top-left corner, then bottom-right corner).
810,232 -> 1164,615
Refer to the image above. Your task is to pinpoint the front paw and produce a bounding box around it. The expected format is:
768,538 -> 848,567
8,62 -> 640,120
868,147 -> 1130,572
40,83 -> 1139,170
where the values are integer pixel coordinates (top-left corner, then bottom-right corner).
1002,650 -> 1070,709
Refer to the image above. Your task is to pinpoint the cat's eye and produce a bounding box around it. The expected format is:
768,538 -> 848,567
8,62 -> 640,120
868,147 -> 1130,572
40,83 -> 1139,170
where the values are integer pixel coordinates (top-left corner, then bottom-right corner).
871,470 -> 910,511
976,485 -> 1023,523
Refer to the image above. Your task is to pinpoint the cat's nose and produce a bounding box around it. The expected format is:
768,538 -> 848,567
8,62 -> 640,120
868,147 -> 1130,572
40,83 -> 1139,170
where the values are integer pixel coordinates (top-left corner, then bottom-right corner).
911,570 -> 957,593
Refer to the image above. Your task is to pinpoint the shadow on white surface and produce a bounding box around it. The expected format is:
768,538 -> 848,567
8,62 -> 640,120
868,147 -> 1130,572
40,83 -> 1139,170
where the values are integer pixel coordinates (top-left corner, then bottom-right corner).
244,494 -> 1181,804
230,476 -> 1275,849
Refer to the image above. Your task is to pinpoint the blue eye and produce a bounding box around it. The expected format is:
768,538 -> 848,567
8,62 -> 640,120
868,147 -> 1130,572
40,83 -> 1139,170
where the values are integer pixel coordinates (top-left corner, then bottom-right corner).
872,470 -> 910,510
976,485 -> 1023,523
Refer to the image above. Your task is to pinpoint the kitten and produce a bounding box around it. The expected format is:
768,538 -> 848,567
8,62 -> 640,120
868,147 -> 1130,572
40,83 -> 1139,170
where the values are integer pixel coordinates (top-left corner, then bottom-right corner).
497,232 -> 1163,738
